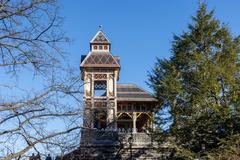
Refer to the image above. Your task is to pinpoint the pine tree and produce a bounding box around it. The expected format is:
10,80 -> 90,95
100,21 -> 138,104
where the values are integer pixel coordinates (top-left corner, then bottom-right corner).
148,3 -> 240,159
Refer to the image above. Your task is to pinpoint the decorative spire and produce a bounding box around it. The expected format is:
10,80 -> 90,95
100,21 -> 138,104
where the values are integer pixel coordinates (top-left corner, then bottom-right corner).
99,25 -> 103,31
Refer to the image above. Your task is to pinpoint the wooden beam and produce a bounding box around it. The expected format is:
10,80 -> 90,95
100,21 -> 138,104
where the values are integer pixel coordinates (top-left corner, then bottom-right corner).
136,113 -> 142,119
145,113 -> 152,119
117,112 -> 133,119
117,112 -> 123,118
126,112 -> 132,119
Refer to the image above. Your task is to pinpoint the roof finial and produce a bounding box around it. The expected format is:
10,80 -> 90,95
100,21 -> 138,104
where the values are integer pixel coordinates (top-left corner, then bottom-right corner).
99,25 -> 103,31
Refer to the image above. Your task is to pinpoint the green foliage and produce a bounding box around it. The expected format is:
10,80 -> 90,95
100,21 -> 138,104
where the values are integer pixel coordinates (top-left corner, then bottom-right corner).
148,2 -> 240,159
205,134 -> 240,159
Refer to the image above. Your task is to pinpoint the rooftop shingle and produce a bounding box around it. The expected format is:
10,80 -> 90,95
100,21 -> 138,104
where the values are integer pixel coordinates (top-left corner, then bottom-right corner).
117,84 -> 157,102
80,52 -> 120,68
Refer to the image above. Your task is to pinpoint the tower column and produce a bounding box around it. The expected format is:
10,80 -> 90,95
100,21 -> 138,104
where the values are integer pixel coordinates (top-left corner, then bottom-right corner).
113,107 -> 117,130
91,73 -> 94,129
90,109 -> 94,129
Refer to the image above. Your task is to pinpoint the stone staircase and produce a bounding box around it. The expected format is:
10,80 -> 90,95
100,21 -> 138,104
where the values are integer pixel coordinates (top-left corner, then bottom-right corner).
119,147 -> 166,160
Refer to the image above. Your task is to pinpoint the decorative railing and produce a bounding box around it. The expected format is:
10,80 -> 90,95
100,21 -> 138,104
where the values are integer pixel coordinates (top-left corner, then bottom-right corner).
89,127 -> 149,133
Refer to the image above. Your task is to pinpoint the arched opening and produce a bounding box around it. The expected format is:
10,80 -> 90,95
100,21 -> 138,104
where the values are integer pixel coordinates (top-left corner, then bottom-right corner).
93,109 -> 107,129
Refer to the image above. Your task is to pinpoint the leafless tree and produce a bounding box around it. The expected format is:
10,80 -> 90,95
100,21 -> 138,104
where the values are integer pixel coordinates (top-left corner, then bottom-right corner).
0,0 -> 83,159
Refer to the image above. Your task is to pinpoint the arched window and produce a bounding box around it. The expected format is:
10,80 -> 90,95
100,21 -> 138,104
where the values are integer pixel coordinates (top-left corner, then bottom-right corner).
94,80 -> 107,97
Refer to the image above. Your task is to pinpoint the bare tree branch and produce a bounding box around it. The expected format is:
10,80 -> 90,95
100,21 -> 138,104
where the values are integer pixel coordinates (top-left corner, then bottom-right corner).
3,126 -> 81,160
0,0 -> 83,159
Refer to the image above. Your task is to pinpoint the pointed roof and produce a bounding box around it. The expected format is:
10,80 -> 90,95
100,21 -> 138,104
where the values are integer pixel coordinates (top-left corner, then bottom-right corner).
90,30 -> 111,44
81,28 -> 120,69
80,52 -> 120,68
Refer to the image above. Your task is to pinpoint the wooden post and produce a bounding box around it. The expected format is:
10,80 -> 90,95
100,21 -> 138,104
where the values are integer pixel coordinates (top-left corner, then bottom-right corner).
91,74 -> 94,129
152,112 -> 155,131
133,112 -> 137,133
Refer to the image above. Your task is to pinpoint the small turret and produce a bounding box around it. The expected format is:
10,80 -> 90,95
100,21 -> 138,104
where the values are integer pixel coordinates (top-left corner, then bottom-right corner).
90,25 -> 111,52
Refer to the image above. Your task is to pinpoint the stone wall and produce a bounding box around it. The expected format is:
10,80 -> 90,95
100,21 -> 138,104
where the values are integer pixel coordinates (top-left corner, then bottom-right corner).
64,128 -> 168,160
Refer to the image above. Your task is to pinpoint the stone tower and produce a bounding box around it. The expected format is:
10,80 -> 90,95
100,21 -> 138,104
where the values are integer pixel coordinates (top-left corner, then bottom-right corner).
80,27 -> 120,131
66,28 -> 165,160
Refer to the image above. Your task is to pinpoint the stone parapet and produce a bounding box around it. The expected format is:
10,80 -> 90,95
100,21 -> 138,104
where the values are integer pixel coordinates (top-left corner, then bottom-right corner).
70,128 -> 167,160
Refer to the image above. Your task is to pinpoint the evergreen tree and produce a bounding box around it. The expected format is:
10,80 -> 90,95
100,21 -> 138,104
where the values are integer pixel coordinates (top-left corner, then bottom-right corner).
148,3 -> 240,159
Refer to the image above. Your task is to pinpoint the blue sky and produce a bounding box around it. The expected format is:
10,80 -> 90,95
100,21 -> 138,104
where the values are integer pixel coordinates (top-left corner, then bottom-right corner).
59,0 -> 240,91
1,0 -> 240,157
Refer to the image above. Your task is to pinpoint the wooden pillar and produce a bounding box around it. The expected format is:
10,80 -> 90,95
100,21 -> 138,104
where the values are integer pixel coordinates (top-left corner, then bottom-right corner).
90,109 -> 94,129
114,72 -> 118,130
152,112 -> 155,131
90,74 -> 94,129
113,107 -> 117,130
133,112 -> 137,133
